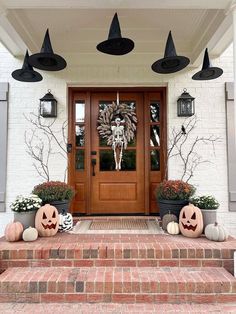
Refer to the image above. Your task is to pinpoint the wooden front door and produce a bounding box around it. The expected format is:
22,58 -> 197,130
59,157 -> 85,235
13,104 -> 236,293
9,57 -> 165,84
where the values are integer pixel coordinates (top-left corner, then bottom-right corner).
90,92 -> 144,214
68,88 -> 166,215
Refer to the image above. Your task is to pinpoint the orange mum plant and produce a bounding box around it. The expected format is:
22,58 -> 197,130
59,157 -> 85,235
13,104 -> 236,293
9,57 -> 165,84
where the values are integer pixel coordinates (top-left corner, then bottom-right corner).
157,180 -> 195,201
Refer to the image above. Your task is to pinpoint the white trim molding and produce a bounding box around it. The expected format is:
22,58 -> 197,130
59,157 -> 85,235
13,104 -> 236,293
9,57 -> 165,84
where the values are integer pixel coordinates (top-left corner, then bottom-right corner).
0,82 -> 9,212
225,82 -> 236,211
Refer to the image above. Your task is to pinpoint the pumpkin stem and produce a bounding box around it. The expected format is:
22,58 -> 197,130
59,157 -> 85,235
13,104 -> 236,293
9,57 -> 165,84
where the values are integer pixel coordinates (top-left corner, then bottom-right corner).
214,222 -> 218,226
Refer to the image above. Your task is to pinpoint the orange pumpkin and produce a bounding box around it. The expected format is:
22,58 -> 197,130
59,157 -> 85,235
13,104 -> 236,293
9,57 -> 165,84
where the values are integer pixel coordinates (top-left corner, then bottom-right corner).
5,221 -> 23,242
35,204 -> 59,237
179,204 -> 203,238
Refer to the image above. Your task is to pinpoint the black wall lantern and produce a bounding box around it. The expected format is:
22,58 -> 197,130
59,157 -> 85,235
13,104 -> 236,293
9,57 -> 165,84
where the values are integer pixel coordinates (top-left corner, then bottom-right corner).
39,90 -> 57,118
177,89 -> 195,117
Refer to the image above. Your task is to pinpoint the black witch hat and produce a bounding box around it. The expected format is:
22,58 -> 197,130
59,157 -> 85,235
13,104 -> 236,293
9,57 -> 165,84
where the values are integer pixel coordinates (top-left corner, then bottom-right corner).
28,29 -> 67,71
12,50 -> 43,82
192,48 -> 223,80
96,13 -> 134,55
152,31 -> 190,74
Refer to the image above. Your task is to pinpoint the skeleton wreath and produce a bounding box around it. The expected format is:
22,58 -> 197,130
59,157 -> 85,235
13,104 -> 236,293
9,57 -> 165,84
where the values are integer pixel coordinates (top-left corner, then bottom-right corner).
97,102 -> 137,145
97,102 -> 137,170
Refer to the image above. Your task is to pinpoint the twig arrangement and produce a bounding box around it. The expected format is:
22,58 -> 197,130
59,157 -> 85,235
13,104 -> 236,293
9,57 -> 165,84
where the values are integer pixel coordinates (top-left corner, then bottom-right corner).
166,116 -> 221,182
24,113 -> 68,182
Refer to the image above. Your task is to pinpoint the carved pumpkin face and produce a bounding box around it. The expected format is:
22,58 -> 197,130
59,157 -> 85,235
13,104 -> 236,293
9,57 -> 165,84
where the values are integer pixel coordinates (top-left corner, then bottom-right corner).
179,204 -> 203,238
35,204 -> 59,237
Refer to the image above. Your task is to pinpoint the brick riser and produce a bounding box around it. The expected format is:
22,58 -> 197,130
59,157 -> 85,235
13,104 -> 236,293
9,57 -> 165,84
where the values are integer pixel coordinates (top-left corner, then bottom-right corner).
0,246 -> 234,274
0,258 -> 233,273
0,267 -> 236,304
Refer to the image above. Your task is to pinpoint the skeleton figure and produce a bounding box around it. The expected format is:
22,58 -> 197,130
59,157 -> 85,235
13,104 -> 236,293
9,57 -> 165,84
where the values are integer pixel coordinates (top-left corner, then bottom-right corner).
111,118 -> 127,170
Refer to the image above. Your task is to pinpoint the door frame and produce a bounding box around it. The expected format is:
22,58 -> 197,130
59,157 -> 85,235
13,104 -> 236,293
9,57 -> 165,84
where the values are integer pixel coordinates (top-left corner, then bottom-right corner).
68,87 -> 167,215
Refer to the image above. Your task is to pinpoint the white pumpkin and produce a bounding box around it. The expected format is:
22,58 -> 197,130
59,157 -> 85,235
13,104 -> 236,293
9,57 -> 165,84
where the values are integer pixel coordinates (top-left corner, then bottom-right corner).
205,222 -> 228,242
167,221 -> 180,235
58,212 -> 73,232
22,226 -> 38,242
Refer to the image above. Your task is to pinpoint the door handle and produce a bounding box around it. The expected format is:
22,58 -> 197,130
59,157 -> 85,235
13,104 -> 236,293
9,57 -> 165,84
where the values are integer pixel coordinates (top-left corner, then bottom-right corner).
91,159 -> 97,176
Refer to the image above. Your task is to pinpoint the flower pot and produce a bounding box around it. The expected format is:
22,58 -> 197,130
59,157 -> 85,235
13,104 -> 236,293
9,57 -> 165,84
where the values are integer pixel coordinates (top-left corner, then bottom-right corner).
158,199 -> 189,220
201,209 -> 217,230
49,200 -> 70,214
14,211 -> 37,230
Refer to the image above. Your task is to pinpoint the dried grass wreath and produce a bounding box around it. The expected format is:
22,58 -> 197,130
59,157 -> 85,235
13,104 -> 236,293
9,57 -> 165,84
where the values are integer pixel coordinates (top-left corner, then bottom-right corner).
97,102 -> 137,146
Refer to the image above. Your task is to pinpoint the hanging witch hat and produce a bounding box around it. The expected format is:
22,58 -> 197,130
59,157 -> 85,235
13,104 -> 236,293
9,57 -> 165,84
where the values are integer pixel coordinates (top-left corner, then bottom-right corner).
192,48 -> 223,80
28,29 -> 67,71
96,13 -> 134,55
152,31 -> 190,74
12,50 -> 43,82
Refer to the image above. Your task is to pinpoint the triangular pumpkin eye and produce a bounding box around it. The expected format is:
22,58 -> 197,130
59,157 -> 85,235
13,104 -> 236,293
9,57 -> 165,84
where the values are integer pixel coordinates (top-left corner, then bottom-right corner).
43,212 -> 47,219
182,211 -> 186,219
191,212 -> 196,220
52,211 -> 56,218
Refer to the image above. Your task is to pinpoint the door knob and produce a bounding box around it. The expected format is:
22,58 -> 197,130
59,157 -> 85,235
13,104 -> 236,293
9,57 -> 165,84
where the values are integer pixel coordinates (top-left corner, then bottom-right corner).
91,159 -> 97,176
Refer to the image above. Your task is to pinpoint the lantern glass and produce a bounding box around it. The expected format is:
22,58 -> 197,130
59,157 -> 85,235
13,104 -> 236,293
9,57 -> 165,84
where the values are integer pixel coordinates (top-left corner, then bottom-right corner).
39,90 -> 57,118
177,89 -> 195,117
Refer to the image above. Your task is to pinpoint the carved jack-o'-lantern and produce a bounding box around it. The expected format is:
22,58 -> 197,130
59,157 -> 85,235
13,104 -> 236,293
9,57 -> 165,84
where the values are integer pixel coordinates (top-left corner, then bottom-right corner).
35,204 -> 59,237
179,204 -> 203,238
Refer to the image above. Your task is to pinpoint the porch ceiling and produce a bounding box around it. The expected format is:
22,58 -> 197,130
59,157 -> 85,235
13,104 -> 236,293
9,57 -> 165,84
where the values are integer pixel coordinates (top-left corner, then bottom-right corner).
0,0 -> 234,66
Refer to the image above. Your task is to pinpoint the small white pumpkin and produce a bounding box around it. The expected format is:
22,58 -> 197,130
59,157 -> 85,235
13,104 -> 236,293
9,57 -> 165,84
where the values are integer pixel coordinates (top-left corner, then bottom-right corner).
58,212 -> 73,232
22,226 -> 38,242
205,222 -> 228,242
167,221 -> 180,235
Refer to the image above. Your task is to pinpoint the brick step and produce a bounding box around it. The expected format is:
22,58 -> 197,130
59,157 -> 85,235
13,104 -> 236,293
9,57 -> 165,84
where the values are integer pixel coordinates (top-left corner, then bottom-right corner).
1,244 -> 234,274
0,266 -> 235,303
1,258 -> 231,269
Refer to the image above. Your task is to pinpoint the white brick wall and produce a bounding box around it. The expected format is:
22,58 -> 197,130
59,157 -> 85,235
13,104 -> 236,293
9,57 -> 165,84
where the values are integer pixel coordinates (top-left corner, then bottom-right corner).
0,43 -> 235,236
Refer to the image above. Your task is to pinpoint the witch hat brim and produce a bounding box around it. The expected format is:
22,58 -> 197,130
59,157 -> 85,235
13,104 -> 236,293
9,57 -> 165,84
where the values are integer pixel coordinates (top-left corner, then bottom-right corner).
192,48 -> 223,80
29,29 -> 67,71
151,31 -> 190,74
12,50 -> 43,82
96,13 -> 134,55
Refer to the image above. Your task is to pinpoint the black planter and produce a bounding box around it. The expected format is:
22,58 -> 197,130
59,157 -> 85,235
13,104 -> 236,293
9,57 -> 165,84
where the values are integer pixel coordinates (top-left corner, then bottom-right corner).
158,199 -> 189,220
49,200 -> 70,214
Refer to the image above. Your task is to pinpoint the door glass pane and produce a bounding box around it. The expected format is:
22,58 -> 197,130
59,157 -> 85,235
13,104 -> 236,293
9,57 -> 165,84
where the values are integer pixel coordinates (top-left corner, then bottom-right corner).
150,125 -> 160,146
99,149 -> 136,171
76,125 -> 85,147
100,150 -> 115,171
121,150 -> 136,171
75,149 -> 85,170
150,102 -> 160,122
76,101 -> 85,122
150,150 -> 160,171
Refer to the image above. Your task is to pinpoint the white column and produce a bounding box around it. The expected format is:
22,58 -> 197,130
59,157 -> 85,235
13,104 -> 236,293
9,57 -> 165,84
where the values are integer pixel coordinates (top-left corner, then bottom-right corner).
233,7 -> 236,143
232,6 -> 236,108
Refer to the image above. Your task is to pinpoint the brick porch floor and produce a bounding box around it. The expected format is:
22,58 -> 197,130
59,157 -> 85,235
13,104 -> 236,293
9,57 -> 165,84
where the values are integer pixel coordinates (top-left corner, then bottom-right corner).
0,221 -> 236,308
